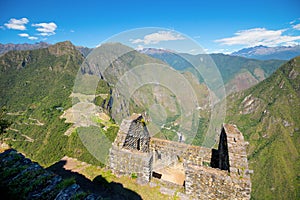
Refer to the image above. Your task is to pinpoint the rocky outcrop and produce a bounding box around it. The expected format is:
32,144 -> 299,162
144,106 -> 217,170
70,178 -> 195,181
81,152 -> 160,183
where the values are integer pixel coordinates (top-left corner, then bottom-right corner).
0,149 -> 100,200
48,41 -> 78,57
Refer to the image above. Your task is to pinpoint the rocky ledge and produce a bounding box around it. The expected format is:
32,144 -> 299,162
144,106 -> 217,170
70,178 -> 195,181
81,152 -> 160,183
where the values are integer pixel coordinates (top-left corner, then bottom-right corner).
0,149 -> 101,200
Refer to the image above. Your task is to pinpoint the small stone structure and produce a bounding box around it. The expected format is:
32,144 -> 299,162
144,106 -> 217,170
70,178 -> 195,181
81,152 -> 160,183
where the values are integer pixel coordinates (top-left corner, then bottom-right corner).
109,114 -> 252,199
109,113 -> 153,184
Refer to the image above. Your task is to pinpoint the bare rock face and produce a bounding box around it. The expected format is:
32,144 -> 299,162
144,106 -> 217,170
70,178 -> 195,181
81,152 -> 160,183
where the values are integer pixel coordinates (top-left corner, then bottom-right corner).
48,41 -> 77,57
288,67 -> 299,79
240,94 -> 261,114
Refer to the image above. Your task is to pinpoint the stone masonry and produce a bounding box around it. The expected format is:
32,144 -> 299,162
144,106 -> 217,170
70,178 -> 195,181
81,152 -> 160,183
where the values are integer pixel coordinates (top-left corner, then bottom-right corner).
185,124 -> 251,199
109,113 -> 153,184
109,114 -> 252,199
150,138 -> 212,169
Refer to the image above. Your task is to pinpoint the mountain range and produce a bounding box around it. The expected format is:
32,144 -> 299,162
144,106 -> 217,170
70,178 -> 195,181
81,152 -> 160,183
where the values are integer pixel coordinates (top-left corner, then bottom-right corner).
0,42 -> 50,55
140,48 -> 285,94
231,45 -> 300,60
2,42 -> 299,61
0,41 -> 299,199
0,42 -> 92,57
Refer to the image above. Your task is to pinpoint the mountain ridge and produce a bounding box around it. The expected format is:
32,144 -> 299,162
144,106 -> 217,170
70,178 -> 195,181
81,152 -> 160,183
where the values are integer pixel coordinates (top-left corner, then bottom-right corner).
0,41 -> 93,58
140,48 -> 286,94
0,42 -> 50,55
225,56 -> 300,199
231,45 -> 300,60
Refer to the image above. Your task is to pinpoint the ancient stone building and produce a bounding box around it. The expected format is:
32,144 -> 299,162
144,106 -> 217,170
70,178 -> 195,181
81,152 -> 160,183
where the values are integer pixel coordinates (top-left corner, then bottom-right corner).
109,114 -> 252,199
109,113 -> 153,184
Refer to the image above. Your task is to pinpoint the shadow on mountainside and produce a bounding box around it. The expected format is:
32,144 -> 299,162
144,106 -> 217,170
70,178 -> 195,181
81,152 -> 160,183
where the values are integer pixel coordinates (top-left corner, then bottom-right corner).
47,160 -> 142,200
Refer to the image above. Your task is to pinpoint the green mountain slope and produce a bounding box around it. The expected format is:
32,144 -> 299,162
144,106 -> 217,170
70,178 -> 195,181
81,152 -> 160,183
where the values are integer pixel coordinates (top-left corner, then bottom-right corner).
0,41 -> 106,166
226,56 -> 300,199
142,49 -> 285,94
0,41 -> 210,168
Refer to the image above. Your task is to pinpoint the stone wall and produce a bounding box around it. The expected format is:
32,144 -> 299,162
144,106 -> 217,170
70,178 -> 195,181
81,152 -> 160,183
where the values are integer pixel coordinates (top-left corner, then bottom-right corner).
224,124 -> 251,177
109,113 -> 153,184
113,113 -> 150,153
185,165 -> 251,199
109,146 -> 153,183
150,138 -> 211,168
184,124 -> 251,199
123,114 -> 150,152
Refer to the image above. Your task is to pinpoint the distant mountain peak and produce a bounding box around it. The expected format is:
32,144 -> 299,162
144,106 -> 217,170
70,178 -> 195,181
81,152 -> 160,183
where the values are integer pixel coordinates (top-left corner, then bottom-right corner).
232,45 -> 300,60
48,41 -> 79,56
138,47 -> 176,54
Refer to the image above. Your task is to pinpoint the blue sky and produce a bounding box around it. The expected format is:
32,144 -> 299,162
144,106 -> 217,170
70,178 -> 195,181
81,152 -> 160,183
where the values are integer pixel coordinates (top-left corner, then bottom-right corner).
1,0 -> 300,53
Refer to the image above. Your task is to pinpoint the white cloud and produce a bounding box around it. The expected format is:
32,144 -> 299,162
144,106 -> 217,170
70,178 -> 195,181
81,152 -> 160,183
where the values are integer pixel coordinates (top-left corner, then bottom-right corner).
28,36 -> 38,40
18,33 -> 29,37
131,31 -> 185,45
215,28 -> 300,47
4,18 -> 29,30
290,20 -> 296,25
39,32 -> 53,36
135,45 -> 144,51
293,24 -> 300,30
32,22 -> 57,36
211,49 -> 235,55
18,33 -> 38,40
189,49 -> 198,53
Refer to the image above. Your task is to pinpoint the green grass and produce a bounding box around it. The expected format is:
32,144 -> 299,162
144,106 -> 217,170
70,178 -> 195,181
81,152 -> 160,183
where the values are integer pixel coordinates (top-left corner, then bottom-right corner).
79,164 -> 178,200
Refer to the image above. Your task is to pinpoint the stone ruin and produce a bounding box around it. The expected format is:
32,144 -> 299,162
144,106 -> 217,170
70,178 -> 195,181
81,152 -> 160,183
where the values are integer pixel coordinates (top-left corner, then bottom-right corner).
109,114 -> 252,199
109,113 -> 153,184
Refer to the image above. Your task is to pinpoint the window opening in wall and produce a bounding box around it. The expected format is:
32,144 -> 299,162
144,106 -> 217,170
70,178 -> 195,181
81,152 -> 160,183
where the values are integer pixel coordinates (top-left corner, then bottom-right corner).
137,138 -> 141,151
152,171 -> 162,179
